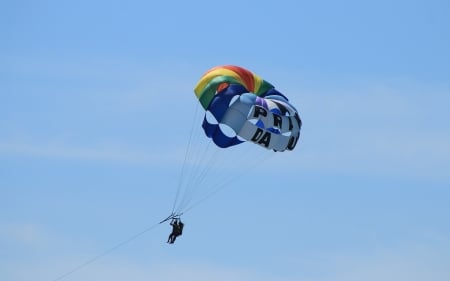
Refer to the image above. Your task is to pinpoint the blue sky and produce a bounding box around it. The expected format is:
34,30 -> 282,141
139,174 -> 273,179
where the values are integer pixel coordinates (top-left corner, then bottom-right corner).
1,0 -> 450,280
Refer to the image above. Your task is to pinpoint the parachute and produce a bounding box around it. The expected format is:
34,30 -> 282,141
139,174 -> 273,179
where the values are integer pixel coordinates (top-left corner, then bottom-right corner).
51,66 -> 303,278
169,65 -> 302,217
194,65 -> 301,151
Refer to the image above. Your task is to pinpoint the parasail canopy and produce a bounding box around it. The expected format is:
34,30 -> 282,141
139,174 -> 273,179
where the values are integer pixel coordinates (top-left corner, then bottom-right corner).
194,65 -> 302,152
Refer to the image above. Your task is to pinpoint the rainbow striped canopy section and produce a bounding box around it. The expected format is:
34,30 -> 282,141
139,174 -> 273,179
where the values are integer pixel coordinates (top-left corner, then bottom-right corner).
194,65 -> 301,152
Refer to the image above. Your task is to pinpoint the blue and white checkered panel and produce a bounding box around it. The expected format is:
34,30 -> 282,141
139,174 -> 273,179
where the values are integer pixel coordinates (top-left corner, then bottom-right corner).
202,84 -> 248,148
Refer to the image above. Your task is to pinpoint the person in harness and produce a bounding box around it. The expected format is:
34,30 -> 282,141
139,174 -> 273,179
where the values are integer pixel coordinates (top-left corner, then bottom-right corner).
167,218 -> 184,244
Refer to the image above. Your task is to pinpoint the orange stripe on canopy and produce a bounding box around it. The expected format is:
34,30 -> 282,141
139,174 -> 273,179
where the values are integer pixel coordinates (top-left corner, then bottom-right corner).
220,65 -> 255,92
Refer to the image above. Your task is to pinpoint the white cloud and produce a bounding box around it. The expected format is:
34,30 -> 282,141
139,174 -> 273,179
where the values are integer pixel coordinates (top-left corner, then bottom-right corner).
3,257 -> 297,281
0,139 -> 185,166
294,130 -> 450,179
3,55 -> 450,180
0,223 -> 48,247
281,80 -> 450,180
324,243 -> 450,281
3,241 -> 450,281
